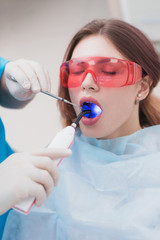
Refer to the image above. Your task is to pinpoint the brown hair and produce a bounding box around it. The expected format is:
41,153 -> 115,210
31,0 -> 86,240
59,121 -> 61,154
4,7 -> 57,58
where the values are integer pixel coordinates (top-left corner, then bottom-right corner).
58,19 -> 160,127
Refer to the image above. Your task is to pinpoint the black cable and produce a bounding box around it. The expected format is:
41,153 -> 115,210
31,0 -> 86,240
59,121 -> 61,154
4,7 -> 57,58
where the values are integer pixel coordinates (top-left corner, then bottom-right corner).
73,110 -> 91,125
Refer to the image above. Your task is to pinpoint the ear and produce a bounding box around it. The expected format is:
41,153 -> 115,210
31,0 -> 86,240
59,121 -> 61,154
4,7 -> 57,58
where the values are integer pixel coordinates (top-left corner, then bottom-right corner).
137,76 -> 152,100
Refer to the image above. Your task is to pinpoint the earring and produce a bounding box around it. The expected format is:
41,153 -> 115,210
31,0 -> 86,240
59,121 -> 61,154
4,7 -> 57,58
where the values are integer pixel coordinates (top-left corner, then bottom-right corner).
135,93 -> 142,104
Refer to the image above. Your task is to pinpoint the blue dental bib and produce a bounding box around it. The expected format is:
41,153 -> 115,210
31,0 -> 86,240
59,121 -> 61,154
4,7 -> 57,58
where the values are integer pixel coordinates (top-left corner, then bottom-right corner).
3,125 -> 160,240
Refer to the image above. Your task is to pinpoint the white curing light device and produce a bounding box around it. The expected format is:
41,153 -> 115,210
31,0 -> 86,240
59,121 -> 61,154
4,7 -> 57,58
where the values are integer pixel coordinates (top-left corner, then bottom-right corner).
13,110 -> 90,214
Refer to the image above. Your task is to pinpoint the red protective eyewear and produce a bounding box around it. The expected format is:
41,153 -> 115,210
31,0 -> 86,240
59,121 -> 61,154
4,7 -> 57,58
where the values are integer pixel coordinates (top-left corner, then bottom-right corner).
60,56 -> 142,88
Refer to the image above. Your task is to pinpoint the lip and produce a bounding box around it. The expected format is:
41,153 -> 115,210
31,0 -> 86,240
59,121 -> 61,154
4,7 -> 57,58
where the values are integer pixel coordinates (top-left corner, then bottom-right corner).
80,96 -> 102,108
80,96 -> 102,126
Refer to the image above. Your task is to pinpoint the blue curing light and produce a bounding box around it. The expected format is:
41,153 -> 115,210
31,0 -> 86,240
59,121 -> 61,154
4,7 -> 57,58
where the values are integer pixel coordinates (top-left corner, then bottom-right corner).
82,102 -> 102,118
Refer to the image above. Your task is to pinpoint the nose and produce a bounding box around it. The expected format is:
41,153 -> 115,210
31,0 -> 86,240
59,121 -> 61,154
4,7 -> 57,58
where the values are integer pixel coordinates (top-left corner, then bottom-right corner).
81,72 -> 100,91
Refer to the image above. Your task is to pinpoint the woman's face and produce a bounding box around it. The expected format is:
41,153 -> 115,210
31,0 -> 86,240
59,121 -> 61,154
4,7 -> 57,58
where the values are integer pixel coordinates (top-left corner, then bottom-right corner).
69,35 -> 142,139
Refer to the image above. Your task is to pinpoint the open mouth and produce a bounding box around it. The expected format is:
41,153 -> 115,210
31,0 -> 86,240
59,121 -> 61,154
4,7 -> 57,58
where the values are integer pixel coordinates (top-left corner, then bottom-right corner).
82,102 -> 102,118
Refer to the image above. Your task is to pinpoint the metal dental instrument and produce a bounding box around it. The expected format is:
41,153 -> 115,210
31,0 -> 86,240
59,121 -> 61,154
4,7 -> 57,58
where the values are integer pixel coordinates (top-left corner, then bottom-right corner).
6,73 -> 81,109
40,90 -> 81,109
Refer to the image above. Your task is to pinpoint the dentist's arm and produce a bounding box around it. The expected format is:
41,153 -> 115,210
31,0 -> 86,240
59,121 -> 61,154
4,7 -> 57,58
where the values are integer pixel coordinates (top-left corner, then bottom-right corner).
0,59 -> 51,108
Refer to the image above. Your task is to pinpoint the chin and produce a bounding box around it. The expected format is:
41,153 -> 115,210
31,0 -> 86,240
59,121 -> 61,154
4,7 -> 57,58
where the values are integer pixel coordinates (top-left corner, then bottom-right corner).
80,125 -> 105,139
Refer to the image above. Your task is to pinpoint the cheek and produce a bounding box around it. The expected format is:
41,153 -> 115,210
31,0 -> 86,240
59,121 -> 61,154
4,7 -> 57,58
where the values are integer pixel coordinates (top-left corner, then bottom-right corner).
106,99 -> 133,124
69,89 -> 80,114
101,88 -> 137,129
106,88 -> 136,114
110,91 -> 135,111
69,89 -> 79,103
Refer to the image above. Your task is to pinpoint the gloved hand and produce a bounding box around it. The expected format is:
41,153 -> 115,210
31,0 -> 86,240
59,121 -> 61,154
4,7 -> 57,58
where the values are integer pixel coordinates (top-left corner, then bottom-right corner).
0,148 -> 72,215
4,59 -> 51,101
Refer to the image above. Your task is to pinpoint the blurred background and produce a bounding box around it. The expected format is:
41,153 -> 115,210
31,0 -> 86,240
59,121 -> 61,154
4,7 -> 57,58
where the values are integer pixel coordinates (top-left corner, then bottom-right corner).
0,0 -> 160,151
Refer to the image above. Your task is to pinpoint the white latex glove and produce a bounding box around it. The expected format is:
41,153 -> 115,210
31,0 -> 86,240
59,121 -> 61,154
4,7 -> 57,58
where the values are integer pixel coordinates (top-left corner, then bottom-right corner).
0,148 -> 71,215
4,59 -> 51,101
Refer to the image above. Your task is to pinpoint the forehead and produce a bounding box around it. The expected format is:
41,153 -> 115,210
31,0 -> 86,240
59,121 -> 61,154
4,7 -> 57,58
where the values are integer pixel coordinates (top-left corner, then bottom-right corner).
71,35 -> 126,60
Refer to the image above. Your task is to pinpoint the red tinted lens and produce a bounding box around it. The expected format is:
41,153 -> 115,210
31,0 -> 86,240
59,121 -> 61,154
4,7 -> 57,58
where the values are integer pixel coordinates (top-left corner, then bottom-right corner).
60,57 -> 142,88
60,62 -> 69,88
60,60 -> 86,88
96,59 -> 129,87
68,60 -> 87,87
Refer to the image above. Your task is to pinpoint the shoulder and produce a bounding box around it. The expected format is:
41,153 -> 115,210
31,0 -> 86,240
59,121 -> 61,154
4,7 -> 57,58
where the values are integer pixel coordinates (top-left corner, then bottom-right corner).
128,125 -> 160,153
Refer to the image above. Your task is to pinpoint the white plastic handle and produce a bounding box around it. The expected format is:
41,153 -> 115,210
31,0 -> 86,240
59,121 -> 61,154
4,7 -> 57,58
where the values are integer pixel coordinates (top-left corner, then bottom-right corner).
13,125 -> 75,214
